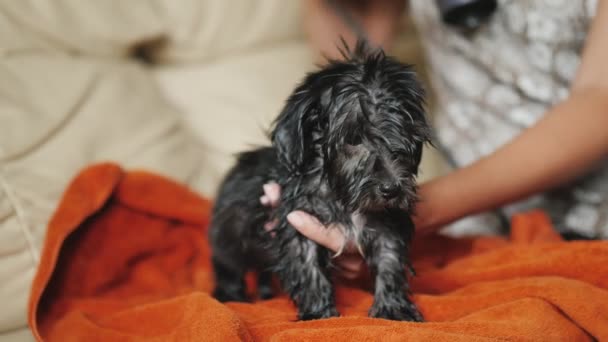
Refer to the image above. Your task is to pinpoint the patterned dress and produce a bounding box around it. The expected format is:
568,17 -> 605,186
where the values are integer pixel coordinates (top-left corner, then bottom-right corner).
409,0 -> 608,238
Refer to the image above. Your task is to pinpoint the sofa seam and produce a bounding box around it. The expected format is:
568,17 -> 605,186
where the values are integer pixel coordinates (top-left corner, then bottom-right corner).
0,166 -> 40,265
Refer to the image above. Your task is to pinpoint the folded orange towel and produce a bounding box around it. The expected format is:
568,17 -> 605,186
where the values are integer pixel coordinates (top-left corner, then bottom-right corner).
28,163 -> 608,341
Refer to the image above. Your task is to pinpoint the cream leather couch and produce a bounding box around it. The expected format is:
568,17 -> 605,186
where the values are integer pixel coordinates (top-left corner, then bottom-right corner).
0,2 -> 441,340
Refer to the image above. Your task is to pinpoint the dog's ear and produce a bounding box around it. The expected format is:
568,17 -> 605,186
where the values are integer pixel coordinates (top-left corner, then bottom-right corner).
413,142 -> 423,173
392,65 -> 432,177
271,90 -> 317,172
411,123 -> 434,176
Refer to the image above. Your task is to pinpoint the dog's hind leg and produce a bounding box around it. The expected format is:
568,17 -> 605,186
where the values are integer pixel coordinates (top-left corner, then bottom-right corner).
209,209 -> 251,303
211,250 -> 248,302
257,270 -> 274,300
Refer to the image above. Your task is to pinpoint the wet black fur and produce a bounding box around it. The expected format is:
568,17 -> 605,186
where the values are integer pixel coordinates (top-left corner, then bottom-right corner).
209,42 -> 431,321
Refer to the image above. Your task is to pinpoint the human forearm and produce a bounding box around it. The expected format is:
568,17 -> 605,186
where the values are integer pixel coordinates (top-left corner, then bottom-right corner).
416,88 -> 608,232
303,0 -> 406,63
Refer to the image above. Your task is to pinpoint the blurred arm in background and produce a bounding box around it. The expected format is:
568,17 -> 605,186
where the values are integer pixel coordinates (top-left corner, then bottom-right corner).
415,0 -> 608,233
303,0 -> 407,63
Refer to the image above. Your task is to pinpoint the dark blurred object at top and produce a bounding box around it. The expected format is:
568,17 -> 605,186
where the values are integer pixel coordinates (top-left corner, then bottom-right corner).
435,0 -> 497,33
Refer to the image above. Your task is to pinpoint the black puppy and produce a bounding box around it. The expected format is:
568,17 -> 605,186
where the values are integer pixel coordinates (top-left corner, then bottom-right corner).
209,42 -> 431,321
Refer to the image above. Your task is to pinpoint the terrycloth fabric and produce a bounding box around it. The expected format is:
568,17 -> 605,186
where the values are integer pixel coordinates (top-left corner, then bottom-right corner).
29,163 -> 608,341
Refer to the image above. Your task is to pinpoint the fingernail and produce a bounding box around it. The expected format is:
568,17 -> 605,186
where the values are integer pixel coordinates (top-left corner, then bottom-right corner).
287,212 -> 304,227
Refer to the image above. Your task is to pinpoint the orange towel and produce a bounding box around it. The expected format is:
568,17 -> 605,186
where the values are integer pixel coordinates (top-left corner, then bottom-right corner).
28,163 -> 608,341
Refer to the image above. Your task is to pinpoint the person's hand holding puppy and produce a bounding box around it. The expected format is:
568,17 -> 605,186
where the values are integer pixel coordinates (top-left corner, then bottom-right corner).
261,182 -> 367,281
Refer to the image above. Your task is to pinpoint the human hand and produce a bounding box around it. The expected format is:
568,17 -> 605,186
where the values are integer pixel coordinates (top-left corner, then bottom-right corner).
260,182 -> 367,280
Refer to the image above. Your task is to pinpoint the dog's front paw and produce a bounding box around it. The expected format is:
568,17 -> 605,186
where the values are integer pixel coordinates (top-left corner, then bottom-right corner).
369,302 -> 424,322
298,307 -> 339,321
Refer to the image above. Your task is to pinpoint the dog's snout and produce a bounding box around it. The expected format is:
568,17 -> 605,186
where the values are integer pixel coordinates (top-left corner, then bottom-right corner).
379,182 -> 400,199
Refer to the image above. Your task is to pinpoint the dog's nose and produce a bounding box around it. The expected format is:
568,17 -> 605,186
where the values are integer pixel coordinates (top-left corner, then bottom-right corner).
379,182 -> 400,199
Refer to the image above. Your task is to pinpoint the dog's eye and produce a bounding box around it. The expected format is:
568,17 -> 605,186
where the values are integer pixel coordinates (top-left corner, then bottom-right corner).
345,135 -> 362,146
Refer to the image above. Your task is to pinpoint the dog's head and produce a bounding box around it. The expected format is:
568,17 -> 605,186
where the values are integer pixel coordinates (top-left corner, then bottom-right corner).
272,42 -> 432,213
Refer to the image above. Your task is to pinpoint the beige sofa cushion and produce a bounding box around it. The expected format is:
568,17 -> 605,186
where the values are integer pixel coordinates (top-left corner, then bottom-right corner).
154,42 -> 315,195
0,55 -> 206,337
0,1 -> 309,339
0,0 -> 302,62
